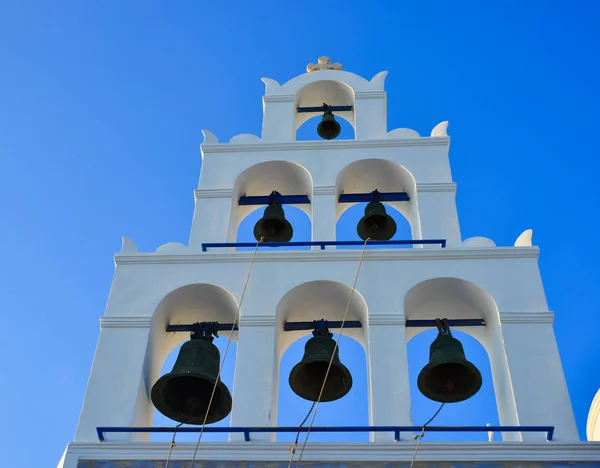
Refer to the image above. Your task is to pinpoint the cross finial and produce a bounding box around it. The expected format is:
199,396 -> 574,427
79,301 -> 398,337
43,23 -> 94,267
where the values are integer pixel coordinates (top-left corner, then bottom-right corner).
306,56 -> 343,73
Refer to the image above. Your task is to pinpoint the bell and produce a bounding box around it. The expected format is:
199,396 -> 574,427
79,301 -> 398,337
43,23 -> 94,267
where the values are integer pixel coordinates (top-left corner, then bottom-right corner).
357,200 -> 397,240
253,203 -> 293,242
317,107 -> 341,140
417,321 -> 482,403
151,334 -> 232,425
289,332 -> 353,402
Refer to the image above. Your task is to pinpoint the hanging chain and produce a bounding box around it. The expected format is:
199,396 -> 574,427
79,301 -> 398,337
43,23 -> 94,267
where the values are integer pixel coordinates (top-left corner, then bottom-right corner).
288,237 -> 370,468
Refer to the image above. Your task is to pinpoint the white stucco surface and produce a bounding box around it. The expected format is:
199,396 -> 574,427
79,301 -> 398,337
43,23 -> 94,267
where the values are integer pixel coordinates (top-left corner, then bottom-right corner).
58,61 -> 591,467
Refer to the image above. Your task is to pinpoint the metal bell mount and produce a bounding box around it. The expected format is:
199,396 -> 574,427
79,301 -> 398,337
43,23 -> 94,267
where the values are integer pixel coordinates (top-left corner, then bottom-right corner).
151,322 -> 233,425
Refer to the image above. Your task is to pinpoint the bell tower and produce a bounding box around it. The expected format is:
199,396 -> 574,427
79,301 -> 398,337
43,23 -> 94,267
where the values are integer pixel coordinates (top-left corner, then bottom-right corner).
58,57 -> 598,468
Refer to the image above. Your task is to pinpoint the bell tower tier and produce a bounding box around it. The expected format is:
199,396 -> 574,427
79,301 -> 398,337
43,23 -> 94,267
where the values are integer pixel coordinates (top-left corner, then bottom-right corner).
57,58 -> 597,468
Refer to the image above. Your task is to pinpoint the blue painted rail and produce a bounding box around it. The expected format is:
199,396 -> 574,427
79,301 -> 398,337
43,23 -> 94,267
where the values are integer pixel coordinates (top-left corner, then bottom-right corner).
96,425 -> 554,442
201,239 -> 446,252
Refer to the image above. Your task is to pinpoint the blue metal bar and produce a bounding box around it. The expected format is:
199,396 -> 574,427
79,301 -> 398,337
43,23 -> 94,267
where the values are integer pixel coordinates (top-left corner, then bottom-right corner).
96,425 -> 555,442
297,105 -> 353,113
166,324 -> 239,333
238,194 -> 311,206
339,192 -> 410,203
283,321 -> 363,332
406,319 -> 486,328
201,239 -> 446,252
167,318 -> 485,334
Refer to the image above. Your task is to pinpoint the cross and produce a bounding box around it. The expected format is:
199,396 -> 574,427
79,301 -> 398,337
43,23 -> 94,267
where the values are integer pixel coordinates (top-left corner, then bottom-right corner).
306,56 -> 343,73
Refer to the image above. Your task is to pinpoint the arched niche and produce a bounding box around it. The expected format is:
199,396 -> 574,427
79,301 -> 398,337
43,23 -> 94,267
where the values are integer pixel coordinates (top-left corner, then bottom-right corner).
276,280 -> 368,358
407,328 -> 500,442
404,277 -> 520,440
229,161 -> 313,243
235,204 -> 312,250
294,80 -> 355,139
144,284 -> 240,430
275,280 -> 369,441
277,334 -> 369,442
335,159 -> 421,241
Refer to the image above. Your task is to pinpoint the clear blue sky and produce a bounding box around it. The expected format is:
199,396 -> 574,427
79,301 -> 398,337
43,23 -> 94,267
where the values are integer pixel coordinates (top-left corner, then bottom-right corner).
2,1 -> 600,466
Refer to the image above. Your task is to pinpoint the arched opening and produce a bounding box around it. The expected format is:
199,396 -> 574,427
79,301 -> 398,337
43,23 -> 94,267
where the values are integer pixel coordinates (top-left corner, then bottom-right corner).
408,328 -> 500,441
335,159 -> 420,243
335,202 -> 412,249
275,281 -> 369,441
150,336 -> 237,442
145,284 -> 240,441
277,333 -> 368,442
229,161 -> 313,244
236,204 -> 312,250
404,278 -> 515,441
296,114 -> 355,141
294,80 -> 355,142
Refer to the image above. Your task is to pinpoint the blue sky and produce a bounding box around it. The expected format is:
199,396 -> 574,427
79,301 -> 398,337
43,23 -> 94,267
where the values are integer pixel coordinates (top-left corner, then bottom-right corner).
2,1 -> 600,466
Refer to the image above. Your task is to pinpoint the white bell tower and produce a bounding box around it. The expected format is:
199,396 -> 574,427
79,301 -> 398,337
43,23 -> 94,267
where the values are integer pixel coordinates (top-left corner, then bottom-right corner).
58,57 -> 598,468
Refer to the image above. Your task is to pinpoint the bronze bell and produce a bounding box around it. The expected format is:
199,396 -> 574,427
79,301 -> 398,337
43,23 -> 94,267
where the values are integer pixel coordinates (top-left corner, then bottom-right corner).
417,319 -> 482,403
357,199 -> 397,240
254,202 -> 293,242
289,323 -> 352,402
151,323 -> 232,425
317,105 -> 341,140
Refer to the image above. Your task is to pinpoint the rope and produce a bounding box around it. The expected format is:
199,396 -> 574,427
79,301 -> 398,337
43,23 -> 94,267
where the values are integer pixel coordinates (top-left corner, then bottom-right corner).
409,401 -> 446,468
163,422 -> 183,468
287,401 -> 316,459
289,237 -> 370,468
184,238 -> 263,468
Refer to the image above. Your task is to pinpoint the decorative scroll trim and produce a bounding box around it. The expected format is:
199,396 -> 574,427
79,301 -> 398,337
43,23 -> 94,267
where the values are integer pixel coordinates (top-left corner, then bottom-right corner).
313,186 -> 336,196
65,441 -> 599,462
100,317 -> 152,329
417,183 -> 457,193
115,247 -> 540,265
499,311 -> 555,324
262,94 -> 295,103
238,316 -> 277,327
194,188 -> 234,199
354,91 -> 387,100
368,314 -> 405,326
202,137 -> 450,154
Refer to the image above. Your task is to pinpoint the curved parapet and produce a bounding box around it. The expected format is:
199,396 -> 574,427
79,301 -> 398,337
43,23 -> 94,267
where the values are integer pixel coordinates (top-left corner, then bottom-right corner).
386,128 -> 420,139
120,236 -> 138,254
514,229 -> 533,247
462,236 -> 497,248
156,242 -> 188,254
261,77 -> 282,94
229,133 -> 262,144
431,121 -> 449,137
370,71 -> 388,89
266,69 -> 388,96
201,129 -> 219,145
